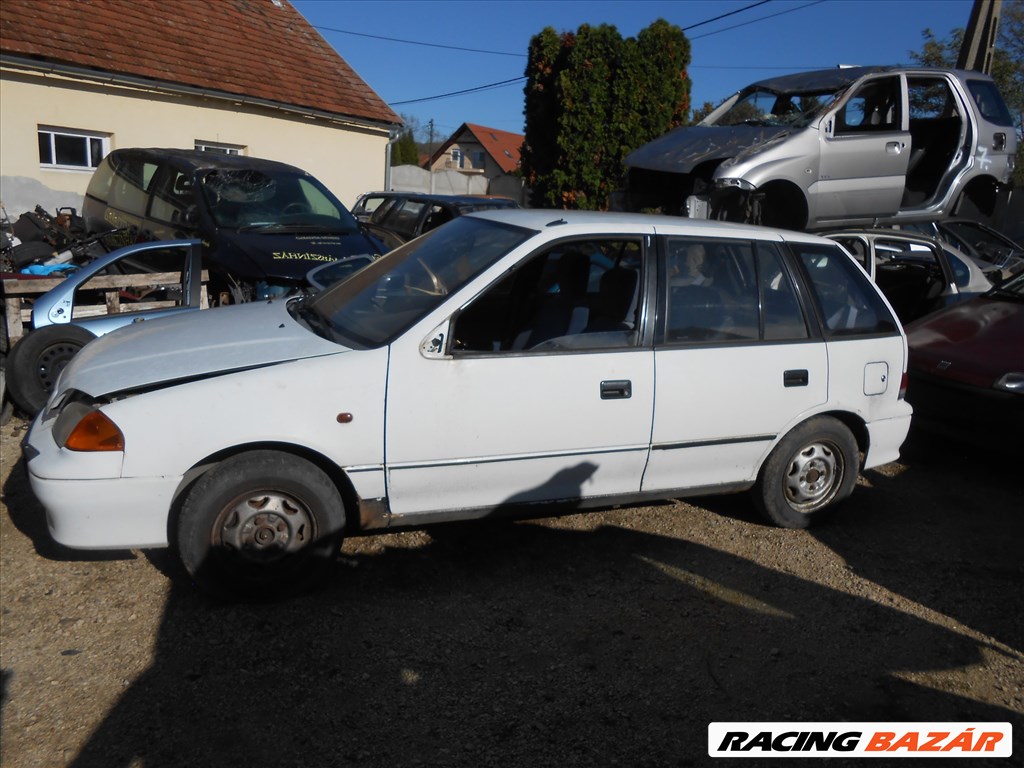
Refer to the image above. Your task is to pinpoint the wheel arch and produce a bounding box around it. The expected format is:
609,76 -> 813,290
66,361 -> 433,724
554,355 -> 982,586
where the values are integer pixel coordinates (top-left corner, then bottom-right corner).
167,441 -> 361,548
710,178 -> 808,230
954,175 -> 1003,222
819,409 -> 869,456
758,179 -> 809,231
758,409 -> 870,477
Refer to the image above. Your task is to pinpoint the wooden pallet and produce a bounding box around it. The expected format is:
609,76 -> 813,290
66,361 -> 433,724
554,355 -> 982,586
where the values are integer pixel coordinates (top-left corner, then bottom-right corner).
2,270 -> 208,348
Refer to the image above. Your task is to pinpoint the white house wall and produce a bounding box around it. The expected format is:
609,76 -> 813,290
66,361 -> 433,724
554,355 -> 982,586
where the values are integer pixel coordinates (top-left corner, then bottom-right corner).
0,71 -> 391,217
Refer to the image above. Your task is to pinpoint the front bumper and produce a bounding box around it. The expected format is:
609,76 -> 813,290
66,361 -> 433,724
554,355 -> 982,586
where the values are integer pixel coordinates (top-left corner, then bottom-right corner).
24,414 -> 178,550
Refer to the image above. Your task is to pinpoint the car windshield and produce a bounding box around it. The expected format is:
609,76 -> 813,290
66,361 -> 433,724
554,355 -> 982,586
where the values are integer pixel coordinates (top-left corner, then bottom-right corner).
199,169 -> 360,234
297,216 -> 532,347
711,87 -> 837,128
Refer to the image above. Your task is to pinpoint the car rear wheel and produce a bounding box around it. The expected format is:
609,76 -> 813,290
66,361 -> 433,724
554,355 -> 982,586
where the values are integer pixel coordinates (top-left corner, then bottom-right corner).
177,451 -> 346,598
6,325 -> 96,416
752,416 -> 859,528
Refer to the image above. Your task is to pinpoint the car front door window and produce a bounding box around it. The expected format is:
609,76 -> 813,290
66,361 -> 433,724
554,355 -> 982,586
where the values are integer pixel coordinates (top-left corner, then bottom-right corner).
451,238 -> 643,353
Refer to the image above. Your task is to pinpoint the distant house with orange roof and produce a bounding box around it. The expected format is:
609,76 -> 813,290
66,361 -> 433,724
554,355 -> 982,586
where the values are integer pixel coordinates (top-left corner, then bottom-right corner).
0,0 -> 401,214
426,123 -> 523,181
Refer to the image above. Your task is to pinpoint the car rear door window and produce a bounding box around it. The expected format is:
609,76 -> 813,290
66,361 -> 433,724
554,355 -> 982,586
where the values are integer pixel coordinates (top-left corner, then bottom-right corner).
664,238 -> 809,343
793,242 -> 898,335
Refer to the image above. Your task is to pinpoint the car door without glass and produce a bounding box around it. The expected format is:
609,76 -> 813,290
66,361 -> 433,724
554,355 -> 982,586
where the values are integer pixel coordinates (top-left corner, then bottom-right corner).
55,242 -> 204,335
870,235 -> 956,322
383,235 -> 656,520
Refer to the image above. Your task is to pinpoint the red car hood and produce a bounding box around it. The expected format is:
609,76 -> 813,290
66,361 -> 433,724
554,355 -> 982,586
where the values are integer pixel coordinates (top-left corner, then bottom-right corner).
906,294 -> 1024,389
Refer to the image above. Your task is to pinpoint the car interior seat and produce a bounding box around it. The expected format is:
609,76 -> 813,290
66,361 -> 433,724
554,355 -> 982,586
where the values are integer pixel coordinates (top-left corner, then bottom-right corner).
585,265 -> 638,333
512,250 -> 591,349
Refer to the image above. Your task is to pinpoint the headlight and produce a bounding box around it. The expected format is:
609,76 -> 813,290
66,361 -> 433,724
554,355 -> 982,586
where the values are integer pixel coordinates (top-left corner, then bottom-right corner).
715,177 -> 757,191
54,398 -> 125,451
994,372 -> 1024,394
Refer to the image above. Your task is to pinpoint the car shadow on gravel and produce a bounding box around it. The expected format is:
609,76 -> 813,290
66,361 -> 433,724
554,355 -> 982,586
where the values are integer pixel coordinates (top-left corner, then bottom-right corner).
64,517 -> 1021,767
810,425 -> 1023,654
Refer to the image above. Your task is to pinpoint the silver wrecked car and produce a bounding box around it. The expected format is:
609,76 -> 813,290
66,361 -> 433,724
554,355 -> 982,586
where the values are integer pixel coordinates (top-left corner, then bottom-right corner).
626,66 -> 1017,231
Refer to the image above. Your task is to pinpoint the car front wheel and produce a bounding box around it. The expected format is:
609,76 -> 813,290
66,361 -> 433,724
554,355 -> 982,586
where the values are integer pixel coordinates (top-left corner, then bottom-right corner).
177,451 -> 346,598
752,416 -> 859,528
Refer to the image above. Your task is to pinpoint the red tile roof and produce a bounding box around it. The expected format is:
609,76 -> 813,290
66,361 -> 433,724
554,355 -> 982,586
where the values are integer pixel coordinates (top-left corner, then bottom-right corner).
463,123 -> 523,173
0,0 -> 400,126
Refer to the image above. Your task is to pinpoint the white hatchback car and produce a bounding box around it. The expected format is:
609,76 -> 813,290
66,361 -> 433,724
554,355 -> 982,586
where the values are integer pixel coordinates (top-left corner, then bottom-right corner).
24,210 -> 913,595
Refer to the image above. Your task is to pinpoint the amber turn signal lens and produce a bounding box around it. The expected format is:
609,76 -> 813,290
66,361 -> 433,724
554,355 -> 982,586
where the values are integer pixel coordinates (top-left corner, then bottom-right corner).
65,411 -> 125,452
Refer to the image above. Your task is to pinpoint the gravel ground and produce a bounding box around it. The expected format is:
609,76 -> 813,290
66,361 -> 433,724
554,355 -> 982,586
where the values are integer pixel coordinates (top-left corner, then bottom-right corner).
1,414 -> 1021,767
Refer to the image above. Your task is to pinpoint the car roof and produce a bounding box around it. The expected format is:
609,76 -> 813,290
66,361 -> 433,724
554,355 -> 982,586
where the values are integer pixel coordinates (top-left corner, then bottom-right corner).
107,148 -> 309,176
466,208 -> 839,245
359,191 -> 517,206
747,65 -> 989,95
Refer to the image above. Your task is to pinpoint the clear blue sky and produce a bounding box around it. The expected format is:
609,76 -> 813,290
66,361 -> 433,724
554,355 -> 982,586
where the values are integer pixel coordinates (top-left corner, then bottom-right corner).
291,0 -> 976,140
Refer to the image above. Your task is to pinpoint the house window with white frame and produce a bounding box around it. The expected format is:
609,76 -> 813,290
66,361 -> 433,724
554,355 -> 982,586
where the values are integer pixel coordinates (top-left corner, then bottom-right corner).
450,148 -> 463,168
37,127 -> 108,170
195,140 -> 244,155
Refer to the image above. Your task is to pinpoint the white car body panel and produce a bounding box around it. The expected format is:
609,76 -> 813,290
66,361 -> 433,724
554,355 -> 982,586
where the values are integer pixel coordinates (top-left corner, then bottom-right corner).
385,342 -> 655,517
644,342 -> 828,491
823,336 -> 912,469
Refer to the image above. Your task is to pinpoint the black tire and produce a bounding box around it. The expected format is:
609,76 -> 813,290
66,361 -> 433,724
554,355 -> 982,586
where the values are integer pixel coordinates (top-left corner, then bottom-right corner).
752,416 -> 859,529
177,451 -> 345,598
6,325 -> 96,416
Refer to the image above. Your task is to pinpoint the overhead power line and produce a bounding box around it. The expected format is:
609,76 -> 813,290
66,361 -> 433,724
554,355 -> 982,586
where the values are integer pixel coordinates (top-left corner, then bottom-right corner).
391,77 -> 527,106
314,0 -> 777,60
682,0 -> 773,31
315,25 -> 525,57
690,0 -> 827,40
320,0 -> 826,108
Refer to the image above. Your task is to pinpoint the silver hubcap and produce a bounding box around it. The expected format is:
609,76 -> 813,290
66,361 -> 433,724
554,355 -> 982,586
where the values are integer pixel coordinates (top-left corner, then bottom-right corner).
784,441 -> 842,513
215,491 -> 315,564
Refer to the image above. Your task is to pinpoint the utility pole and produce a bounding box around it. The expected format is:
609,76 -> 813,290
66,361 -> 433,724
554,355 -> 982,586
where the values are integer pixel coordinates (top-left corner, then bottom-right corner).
428,120 -> 436,194
957,0 -> 1002,73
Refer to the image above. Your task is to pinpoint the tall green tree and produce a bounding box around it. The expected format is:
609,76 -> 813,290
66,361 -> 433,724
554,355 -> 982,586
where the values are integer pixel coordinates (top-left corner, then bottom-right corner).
909,0 -> 1024,184
522,20 -> 691,209
391,127 -> 420,166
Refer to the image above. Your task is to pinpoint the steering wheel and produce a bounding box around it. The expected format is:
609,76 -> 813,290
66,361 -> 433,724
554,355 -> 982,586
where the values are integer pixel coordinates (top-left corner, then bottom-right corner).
283,202 -> 312,215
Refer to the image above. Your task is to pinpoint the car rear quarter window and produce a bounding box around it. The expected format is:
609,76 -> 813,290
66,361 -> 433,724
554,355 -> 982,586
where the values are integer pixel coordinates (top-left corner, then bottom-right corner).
106,155 -> 159,215
966,80 -> 1015,127
792,242 -> 899,336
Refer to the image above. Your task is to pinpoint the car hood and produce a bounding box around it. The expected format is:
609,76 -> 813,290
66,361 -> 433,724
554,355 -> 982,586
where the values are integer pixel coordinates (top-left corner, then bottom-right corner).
625,124 -> 793,174
906,295 -> 1024,388
57,299 -> 347,398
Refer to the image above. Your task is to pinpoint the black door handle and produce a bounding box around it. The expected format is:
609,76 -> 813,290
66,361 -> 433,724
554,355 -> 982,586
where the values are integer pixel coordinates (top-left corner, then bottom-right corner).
601,380 -> 632,399
784,369 -> 809,387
